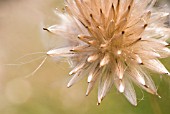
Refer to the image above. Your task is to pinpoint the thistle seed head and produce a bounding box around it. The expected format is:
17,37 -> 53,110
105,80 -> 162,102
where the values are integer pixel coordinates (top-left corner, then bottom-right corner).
45,0 -> 170,106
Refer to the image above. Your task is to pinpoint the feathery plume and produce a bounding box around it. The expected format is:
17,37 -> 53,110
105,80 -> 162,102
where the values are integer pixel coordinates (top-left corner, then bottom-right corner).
44,0 -> 170,106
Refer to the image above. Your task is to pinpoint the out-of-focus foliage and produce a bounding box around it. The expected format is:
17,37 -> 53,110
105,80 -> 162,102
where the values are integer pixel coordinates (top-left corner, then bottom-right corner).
0,0 -> 170,114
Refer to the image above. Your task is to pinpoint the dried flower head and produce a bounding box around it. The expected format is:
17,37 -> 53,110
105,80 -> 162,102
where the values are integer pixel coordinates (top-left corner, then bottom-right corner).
44,0 -> 170,106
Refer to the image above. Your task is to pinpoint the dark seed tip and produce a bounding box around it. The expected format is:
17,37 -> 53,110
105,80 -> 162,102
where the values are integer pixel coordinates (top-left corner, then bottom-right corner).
97,102 -> 100,106
128,5 -> 131,10
144,85 -> 148,88
122,31 -> 125,34
90,14 -> 93,17
140,62 -> 144,65
112,3 -> 114,8
165,44 -> 170,47
144,24 -> 148,28
85,26 -> 88,28
43,28 -> 48,31
100,9 -> 103,13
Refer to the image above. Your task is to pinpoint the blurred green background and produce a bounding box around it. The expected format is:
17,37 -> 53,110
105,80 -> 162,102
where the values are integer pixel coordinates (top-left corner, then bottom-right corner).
1,0 -> 170,114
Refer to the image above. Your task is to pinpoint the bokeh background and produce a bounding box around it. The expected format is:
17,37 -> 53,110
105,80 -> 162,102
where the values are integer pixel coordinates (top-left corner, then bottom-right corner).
1,0 -> 170,114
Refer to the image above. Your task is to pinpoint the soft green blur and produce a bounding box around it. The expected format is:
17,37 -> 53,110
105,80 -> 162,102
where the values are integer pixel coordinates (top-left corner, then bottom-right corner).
1,0 -> 170,114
